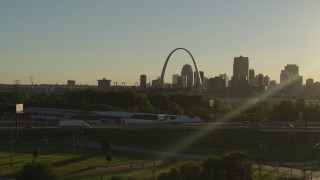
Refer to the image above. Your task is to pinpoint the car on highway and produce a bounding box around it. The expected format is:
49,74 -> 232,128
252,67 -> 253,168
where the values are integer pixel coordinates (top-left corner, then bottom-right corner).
255,123 -> 262,127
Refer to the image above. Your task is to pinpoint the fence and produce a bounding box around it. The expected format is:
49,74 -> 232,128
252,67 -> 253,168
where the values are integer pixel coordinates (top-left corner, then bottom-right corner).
63,159 -> 171,177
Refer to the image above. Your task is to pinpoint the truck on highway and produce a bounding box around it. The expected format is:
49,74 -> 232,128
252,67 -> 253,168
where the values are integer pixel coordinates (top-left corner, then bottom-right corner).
59,119 -> 92,128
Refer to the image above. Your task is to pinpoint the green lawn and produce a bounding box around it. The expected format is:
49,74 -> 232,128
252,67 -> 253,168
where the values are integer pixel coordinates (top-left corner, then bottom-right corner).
252,169 -> 300,180
65,161 -> 190,180
65,161 -> 302,180
0,143 -> 306,180
1,127 -> 319,179
0,145 -> 149,178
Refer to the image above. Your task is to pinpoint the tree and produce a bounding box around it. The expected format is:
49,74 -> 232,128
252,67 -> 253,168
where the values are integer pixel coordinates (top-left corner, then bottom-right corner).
202,156 -> 226,179
179,162 -> 203,180
16,162 -> 61,180
149,93 -> 170,111
101,137 -> 112,161
137,100 -> 154,113
272,100 -> 297,121
32,148 -> 39,160
223,151 -> 252,180
158,168 -> 181,180
167,103 -> 184,115
245,102 -> 267,122
105,152 -> 112,161
188,106 -> 210,121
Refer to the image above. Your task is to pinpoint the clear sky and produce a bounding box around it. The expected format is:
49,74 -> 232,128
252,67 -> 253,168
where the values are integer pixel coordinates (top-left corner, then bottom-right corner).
1,1 -> 320,85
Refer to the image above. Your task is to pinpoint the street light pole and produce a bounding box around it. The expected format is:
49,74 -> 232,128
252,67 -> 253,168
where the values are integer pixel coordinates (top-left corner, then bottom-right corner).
15,113 -> 18,141
45,121 -> 47,139
259,140 -> 262,180
10,130 -> 13,167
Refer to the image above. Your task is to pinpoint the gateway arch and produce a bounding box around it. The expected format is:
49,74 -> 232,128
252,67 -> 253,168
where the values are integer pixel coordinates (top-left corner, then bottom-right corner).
160,48 -> 203,91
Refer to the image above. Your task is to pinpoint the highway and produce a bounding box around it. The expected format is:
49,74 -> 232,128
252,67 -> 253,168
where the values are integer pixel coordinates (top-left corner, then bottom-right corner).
1,121 -> 320,132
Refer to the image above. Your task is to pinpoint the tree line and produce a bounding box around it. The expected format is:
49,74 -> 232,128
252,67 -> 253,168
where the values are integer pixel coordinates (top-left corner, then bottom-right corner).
1,89 -> 320,122
158,151 -> 252,180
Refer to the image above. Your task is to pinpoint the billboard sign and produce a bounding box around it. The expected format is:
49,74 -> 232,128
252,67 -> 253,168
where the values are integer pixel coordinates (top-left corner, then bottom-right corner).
209,100 -> 214,107
16,104 -> 23,113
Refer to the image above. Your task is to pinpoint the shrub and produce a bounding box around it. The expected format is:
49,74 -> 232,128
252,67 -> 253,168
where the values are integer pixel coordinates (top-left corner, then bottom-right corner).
41,138 -> 48,145
32,148 -> 39,159
16,161 -> 61,180
179,162 -> 202,180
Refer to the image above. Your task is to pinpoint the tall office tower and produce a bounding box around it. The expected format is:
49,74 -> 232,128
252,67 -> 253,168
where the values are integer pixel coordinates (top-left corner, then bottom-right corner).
97,78 -> 111,89
172,74 -> 178,86
194,71 -> 204,88
207,75 -> 228,93
249,69 -> 255,86
285,64 -> 299,75
233,56 -> 249,80
181,64 -> 193,88
280,64 -> 302,84
264,75 -> 270,87
202,77 -> 208,89
219,74 -> 229,88
231,56 -> 249,95
177,75 -> 187,88
140,74 -> 147,90
257,74 -> 264,87
172,74 -> 187,88
280,64 -> 303,91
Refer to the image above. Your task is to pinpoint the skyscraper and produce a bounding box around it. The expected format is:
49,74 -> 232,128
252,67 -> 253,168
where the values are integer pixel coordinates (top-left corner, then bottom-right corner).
172,74 -> 187,88
181,64 -> 193,88
249,69 -> 255,86
140,74 -> 147,90
280,64 -> 301,84
233,56 -> 249,80
280,64 -> 303,92
219,74 -> 229,88
231,56 -> 249,95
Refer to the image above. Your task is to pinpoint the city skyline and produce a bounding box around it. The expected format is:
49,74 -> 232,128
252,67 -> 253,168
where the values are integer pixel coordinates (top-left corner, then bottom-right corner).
1,1 -> 320,85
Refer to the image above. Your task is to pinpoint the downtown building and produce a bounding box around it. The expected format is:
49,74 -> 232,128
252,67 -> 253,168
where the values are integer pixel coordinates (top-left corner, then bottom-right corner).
181,64 -> 194,89
97,78 -> 111,89
280,64 -> 303,94
172,74 -> 187,88
231,56 -> 250,95
140,74 -> 147,90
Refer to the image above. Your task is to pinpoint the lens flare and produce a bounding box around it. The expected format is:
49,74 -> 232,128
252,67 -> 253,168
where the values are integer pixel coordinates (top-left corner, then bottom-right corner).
166,75 -> 303,154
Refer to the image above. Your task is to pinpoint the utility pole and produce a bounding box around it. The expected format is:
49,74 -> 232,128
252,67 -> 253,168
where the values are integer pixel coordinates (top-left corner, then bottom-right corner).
259,140 -> 262,180
304,112 -> 310,179
73,126 -> 76,159
14,80 -> 21,141
15,113 -> 18,141
209,135 -> 213,156
10,131 -> 13,167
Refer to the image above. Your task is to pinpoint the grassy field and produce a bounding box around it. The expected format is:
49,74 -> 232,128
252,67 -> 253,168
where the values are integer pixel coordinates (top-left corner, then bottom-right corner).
1,127 -> 319,161
0,143 -> 306,179
65,161 -> 189,180
65,161 -> 301,180
0,145 -> 149,178
1,127 -> 319,179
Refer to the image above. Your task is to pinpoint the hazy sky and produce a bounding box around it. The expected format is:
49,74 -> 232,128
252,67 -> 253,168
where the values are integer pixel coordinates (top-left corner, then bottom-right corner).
1,1 -> 320,85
